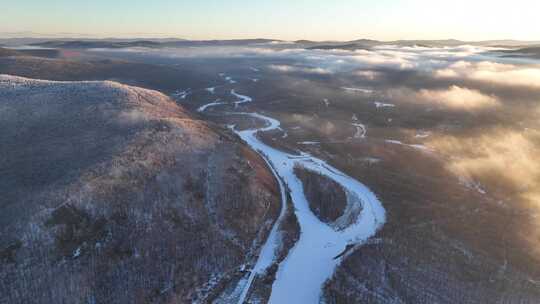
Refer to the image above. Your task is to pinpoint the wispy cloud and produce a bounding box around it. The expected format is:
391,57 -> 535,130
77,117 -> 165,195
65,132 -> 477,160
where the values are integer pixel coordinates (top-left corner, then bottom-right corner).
268,64 -> 332,74
435,61 -> 540,88
429,128 -> 540,207
387,85 -> 499,111
418,86 -> 499,110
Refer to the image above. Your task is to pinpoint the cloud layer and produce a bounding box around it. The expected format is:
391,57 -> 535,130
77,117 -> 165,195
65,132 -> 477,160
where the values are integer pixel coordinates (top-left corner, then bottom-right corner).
429,128 -> 540,207
435,61 -> 540,88
418,85 -> 499,110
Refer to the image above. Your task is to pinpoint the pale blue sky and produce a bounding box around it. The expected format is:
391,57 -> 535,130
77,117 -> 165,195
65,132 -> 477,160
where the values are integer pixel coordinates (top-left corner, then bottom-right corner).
2,0 -> 539,41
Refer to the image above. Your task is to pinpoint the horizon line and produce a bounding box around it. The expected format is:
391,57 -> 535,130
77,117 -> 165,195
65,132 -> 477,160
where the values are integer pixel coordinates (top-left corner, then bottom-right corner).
1,34 -> 539,43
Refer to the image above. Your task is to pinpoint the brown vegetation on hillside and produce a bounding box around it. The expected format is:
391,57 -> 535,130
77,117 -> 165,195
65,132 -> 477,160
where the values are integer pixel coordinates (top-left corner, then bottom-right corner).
0,76 -> 280,303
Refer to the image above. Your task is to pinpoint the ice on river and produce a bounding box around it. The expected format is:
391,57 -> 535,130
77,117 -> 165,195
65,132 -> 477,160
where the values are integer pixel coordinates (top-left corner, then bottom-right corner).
232,110 -> 386,303
197,99 -> 225,112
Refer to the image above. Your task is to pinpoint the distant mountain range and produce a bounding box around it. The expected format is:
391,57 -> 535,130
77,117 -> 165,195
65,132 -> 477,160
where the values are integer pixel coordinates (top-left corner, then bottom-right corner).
1,37 -> 539,50
32,40 -> 164,49
32,38 -> 279,49
0,47 -> 60,58
0,38 -> 280,48
500,46 -> 540,59
302,39 -> 540,50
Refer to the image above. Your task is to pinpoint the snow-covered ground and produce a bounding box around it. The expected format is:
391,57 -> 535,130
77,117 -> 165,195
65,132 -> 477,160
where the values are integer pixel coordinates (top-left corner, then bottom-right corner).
231,89 -> 253,107
415,131 -> 431,138
172,88 -> 191,99
197,99 -> 225,112
352,123 -> 367,139
341,87 -> 373,94
374,101 -> 396,108
323,98 -> 330,107
351,114 -> 366,139
225,76 -> 237,84
385,139 -> 431,151
219,73 -> 237,84
231,106 -> 386,303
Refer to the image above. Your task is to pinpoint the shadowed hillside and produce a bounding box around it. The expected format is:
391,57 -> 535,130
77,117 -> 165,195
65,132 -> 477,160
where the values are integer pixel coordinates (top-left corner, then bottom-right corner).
0,75 -> 280,303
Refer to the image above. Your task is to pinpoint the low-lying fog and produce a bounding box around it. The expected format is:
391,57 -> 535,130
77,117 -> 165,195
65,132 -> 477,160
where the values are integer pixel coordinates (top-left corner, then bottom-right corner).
91,43 -> 540,245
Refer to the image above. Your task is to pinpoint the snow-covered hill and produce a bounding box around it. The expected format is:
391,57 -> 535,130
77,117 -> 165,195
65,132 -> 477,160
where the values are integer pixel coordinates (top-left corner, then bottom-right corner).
0,75 -> 281,303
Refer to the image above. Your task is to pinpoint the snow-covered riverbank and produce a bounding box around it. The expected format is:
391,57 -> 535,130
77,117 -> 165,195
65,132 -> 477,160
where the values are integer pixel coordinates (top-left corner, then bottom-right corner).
231,110 -> 386,303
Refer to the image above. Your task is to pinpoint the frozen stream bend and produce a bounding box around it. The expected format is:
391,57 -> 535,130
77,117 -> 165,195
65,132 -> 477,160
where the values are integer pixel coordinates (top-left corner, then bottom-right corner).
231,111 -> 386,303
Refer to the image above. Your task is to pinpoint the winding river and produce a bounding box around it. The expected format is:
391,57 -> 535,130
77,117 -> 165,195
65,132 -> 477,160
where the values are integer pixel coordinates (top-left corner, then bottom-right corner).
233,112 -> 385,303
199,89 -> 386,303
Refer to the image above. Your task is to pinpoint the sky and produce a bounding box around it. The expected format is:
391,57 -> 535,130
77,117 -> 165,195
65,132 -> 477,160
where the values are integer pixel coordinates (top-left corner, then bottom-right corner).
2,0 -> 540,41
